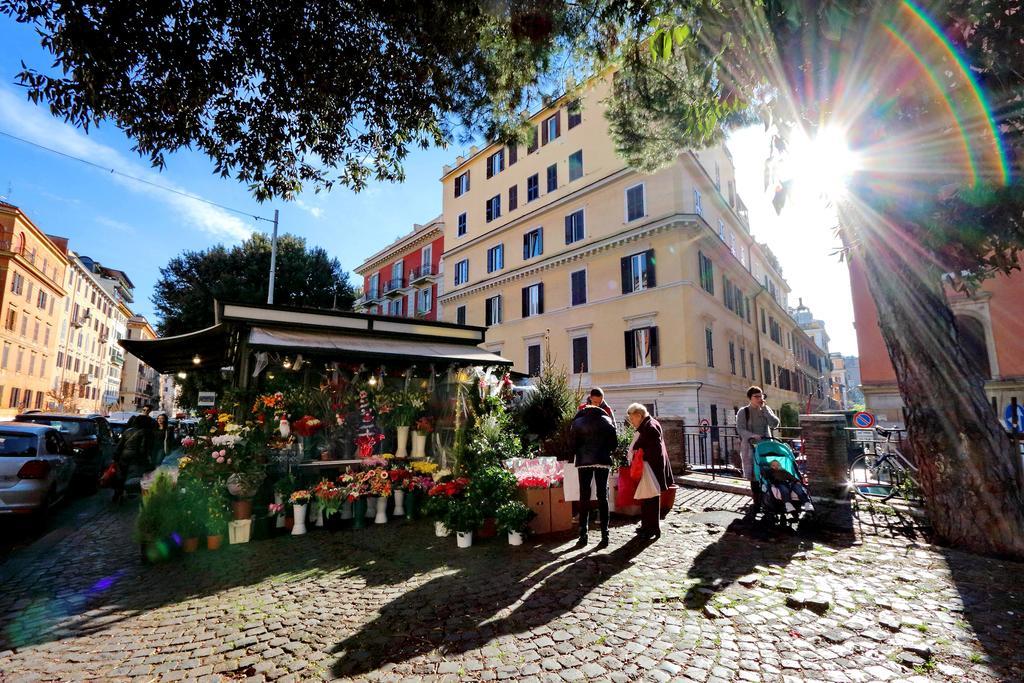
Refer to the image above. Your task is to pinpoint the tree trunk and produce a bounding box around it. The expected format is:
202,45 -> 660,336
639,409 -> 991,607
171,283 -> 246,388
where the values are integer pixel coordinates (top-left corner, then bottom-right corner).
848,218 -> 1024,558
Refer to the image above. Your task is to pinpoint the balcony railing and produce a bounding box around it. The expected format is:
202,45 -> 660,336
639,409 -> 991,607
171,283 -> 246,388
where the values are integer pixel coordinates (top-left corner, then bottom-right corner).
383,277 -> 406,296
409,264 -> 435,283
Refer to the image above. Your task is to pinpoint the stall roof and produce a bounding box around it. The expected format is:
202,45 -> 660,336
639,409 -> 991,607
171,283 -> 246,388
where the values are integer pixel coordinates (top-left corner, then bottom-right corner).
248,327 -> 511,366
119,324 -> 229,373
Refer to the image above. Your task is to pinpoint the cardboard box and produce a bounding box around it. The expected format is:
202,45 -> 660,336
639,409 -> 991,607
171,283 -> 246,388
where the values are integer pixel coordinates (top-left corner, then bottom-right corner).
521,487 -> 550,534
549,486 -> 574,532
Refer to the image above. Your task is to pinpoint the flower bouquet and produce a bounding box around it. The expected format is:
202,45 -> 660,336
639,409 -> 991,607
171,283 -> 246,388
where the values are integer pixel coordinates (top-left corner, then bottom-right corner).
289,489 -> 311,535
289,489 -> 311,505
355,432 -> 385,458
414,415 -> 435,435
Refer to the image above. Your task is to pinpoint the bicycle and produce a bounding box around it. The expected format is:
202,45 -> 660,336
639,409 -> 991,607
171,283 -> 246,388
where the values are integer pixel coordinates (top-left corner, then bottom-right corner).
848,427 -> 922,503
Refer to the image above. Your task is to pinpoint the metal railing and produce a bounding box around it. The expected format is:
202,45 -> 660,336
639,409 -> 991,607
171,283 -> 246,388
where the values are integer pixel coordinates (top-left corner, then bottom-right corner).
681,425 -> 803,480
382,277 -> 405,295
409,264 -> 434,282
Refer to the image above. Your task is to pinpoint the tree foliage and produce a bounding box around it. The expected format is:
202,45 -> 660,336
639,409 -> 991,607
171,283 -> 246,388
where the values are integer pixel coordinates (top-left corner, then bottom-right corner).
152,232 -> 356,337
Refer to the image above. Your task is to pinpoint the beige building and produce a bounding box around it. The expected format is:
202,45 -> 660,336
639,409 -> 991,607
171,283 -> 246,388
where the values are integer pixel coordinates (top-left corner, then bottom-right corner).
436,77 -> 829,424
0,202 -> 69,417
117,315 -> 159,411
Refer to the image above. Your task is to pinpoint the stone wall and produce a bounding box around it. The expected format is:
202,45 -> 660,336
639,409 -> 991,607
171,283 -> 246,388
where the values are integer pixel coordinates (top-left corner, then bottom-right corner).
658,417 -> 688,476
799,413 -> 850,498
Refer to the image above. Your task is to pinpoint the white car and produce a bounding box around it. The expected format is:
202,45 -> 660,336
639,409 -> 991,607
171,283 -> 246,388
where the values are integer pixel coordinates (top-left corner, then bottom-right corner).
0,423 -> 77,520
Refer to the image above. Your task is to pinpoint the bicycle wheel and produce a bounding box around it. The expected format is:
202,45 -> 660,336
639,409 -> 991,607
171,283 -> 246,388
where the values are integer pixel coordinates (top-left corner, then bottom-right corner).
849,455 -> 901,501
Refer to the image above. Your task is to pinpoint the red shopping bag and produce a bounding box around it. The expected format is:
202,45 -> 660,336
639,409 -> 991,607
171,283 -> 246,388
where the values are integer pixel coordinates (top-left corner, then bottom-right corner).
99,462 -> 120,488
629,448 -> 646,482
616,467 -> 638,507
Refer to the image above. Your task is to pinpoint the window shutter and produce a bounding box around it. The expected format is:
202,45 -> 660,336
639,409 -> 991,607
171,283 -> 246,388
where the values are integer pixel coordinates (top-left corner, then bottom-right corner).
485,199 -> 492,223
522,287 -> 529,318
537,283 -> 544,314
485,299 -> 493,327
509,185 -> 517,211
508,144 -> 517,165
565,215 -> 573,244
454,179 -> 462,198
486,157 -> 493,179
624,330 -> 636,369
541,119 -> 549,145
528,126 -> 538,153
649,327 -> 660,366
554,111 -> 561,137
523,234 -> 529,260
646,249 -> 657,288
621,257 -> 633,295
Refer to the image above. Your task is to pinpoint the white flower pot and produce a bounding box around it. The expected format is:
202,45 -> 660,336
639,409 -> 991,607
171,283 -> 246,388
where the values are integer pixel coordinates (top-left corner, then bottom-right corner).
411,432 -> 428,459
274,492 -> 285,528
393,489 -> 405,516
365,496 -> 377,518
229,519 -> 252,544
341,500 -> 353,520
456,531 -> 473,548
395,425 -> 410,459
374,496 -> 388,524
291,504 -> 308,535
312,501 -> 324,527
434,521 -> 450,537
508,531 -> 524,546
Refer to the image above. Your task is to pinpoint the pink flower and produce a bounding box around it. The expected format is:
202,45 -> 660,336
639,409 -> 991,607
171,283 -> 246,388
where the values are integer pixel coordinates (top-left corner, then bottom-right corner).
226,458 -> 232,465
181,437 -> 195,448
216,456 -> 225,464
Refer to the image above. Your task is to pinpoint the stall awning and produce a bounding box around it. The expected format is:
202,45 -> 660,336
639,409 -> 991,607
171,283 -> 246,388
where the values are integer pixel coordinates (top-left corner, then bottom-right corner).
119,324 -> 229,373
248,326 -> 512,366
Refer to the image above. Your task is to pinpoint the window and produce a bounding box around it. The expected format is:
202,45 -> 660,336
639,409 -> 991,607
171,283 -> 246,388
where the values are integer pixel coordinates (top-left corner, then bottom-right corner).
389,299 -> 402,316
454,171 -> 470,197
485,295 -> 503,326
508,143 -> 518,166
9,387 -> 19,408
729,341 -> 736,375
625,184 -> 645,221
728,179 -> 736,207
421,244 -> 432,269
729,231 -> 737,255
391,260 -> 404,282
454,259 -> 469,286
705,327 -> 714,368
715,161 -> 721,189
456,305 -> 466,325
19,315 -> 26,337
763,359 -> 772,385
487,244 -> 504,273
572,336 -> 589,374
368,273 -> 379,298
28,353 -> 35,376
698,252 -> 715,294
25,281 -> 32,300
718,219 -> 725,240
4,309 -> 14,331
457,212 -> 467,237
527,344 -> 542,377
546,163 -> 558,192
527,174 -> 539,202
751,352 -> 756,380
522,283 -> 544,317
542,112 -> 560,144
16,349 -> 23,373
32,321 -> 39,342
486,149 -> 504,178
527,124 -> 539,154
523,228 -> 543,260
418,288 -> 432,314
570,270 -> 587,306
761,308 -> 767,333
37,291 -> 47,309
568,150 -> 583,181
1,344 -> 8,368
564,209 -> 585,244
567,99 -> 582,128
621,250 -> 656,294
509,185 -> 518,211
485,194 -> 501,222
740,346 -> 747,377
10,272 -> 22,295
625,327 -> 660,368
694,189 -> 703,216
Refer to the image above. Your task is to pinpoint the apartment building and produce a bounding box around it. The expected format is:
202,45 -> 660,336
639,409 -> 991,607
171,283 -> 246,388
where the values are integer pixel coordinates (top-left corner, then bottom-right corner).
0,202 -> 69,417
53,252 -> 126,413
436,77 -> 829,423
353,218 -> 443,320
117,315 -> 160,410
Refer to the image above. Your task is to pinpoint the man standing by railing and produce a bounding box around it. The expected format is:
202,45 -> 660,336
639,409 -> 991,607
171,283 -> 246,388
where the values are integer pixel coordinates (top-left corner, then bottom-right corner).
736,386 -> 780,515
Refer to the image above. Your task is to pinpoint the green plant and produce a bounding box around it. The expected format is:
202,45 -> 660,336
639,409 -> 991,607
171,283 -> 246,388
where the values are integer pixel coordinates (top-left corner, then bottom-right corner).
495,500 -> 534,534
516,342 -> 583,441
205,484 -> 230,537
467,464 -> 517,517
445,499 -> 483,533
177,477 -> 208,537
969,652 -> 984,664
274,473 -> 297,497
779,403 -> 799,429
133,472 -> 182,544
611,422 -> 636,469
422,492 -> 451,520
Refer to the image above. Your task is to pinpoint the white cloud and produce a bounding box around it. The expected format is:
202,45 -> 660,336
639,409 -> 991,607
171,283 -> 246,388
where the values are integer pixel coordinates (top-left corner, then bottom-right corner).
294,198 -> 323,219
95,216 -> 136,233
0,87 -> 252,242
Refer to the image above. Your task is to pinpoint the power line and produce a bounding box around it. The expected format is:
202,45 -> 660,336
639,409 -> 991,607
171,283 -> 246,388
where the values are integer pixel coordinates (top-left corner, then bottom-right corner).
0,128 -> 275,224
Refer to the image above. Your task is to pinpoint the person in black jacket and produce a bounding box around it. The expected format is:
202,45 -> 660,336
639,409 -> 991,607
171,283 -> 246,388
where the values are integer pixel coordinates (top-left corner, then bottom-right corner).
569,404 -> 617,547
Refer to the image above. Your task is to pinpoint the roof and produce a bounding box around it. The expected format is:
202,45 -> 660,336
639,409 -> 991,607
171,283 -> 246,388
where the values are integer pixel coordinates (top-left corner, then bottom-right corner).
119,324 -> 228,373
0,421 -> 57,433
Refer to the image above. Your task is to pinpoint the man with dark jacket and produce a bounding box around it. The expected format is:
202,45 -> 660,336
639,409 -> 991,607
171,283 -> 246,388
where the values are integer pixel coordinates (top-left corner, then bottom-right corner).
111,415 -> 154,503
569,404 -> 617,547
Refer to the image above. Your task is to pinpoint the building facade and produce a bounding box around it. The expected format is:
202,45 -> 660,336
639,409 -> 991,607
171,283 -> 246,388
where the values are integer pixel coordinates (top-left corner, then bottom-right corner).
848,253 -> 1024,427
117,315 -> 160,411
435,77 -> 829,425
353,218 -> 443,320
0,202 -> 69,417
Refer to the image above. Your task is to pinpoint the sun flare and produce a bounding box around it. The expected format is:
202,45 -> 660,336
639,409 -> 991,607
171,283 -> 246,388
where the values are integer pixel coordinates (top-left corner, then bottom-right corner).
786,125 -> 861,200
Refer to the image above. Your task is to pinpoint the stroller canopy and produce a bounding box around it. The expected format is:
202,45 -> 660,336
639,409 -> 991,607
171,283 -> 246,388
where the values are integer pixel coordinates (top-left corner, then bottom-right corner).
752,439 -> 800,484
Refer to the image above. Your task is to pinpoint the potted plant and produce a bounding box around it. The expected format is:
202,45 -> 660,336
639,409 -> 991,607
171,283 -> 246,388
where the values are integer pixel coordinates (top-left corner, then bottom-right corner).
313,479 -> 344,531
412,415 -> 433,459
367,468 -> 392,524
134,472 -> 182,563
289,489 -> 311,535
391,390 -> 426,458
496,500 -> 534,546
178,480 -> 207,552
445,499 -> 483,548
424,475 -> 469,537
273,474 -> 296,530
205,484 -> 230,550
345,472 -> 369,529
388,468 -> 411,516
467,464 -> 517,539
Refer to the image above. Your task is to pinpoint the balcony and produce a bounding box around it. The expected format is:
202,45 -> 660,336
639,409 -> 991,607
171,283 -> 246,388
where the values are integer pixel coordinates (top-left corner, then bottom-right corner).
382,277 -> 406,297
409,263 -> 436,284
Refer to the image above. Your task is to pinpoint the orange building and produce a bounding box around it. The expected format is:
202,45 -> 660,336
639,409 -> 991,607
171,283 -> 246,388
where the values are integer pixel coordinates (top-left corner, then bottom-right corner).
848,253 -> 1024,428
0,201 -> 70,417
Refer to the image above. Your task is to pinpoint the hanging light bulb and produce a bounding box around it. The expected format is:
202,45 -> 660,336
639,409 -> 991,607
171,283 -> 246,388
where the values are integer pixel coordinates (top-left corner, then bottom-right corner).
282,356 -> 292,370
177,371 -> 187,379
368,375 -> 377,387
192,354 -> 201,365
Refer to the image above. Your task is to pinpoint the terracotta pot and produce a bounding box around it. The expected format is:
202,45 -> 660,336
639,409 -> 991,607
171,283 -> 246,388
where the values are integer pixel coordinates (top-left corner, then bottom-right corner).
231,498 -> 253,521
206,535 -> 223,551
478,516 -> 498,539
320,450 -> 333,461
183,537 -> 200,553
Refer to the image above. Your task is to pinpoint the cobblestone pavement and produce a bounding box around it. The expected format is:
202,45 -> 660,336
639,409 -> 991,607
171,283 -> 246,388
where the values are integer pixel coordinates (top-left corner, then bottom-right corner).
1,488 -> 1021,682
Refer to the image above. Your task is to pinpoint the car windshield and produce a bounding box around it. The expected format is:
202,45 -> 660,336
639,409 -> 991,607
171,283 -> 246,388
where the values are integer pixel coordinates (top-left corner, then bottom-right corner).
19,418 -> 96,437
0,432 -> 38,456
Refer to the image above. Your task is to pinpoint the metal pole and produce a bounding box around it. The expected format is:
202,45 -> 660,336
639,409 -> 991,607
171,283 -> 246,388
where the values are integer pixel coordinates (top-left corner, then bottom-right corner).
267,209 -> 279,305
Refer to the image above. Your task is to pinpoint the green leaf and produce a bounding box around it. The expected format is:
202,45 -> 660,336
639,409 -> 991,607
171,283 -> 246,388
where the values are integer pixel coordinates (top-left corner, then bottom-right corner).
672,25 -> 690,46
661,31 -> 672,61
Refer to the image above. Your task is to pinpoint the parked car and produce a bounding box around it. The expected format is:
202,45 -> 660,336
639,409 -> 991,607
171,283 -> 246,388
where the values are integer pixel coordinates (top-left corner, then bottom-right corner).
0,422 -> 77,520
14,413 -> 115,489
108,419 -> 130,442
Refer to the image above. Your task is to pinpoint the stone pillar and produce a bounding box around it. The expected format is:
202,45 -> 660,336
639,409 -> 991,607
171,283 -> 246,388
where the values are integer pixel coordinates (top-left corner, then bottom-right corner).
799,414 -> 850,498
657,417 -> 687,476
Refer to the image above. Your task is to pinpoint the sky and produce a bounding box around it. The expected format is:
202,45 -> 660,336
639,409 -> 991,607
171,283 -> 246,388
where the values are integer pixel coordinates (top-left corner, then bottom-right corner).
0,18 -> 856,356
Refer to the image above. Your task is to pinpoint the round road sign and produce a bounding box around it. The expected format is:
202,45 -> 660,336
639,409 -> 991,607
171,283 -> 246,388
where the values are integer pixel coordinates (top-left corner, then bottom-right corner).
699,418 -> 711,434
853,411 -> 876,429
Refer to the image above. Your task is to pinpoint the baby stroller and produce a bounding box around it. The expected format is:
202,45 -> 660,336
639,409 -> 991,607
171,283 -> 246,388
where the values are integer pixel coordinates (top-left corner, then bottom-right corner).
753,438 -> 815,527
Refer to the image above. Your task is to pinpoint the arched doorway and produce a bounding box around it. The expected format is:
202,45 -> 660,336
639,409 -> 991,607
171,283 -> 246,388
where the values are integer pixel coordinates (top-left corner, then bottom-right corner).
955,315 -> 992,380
